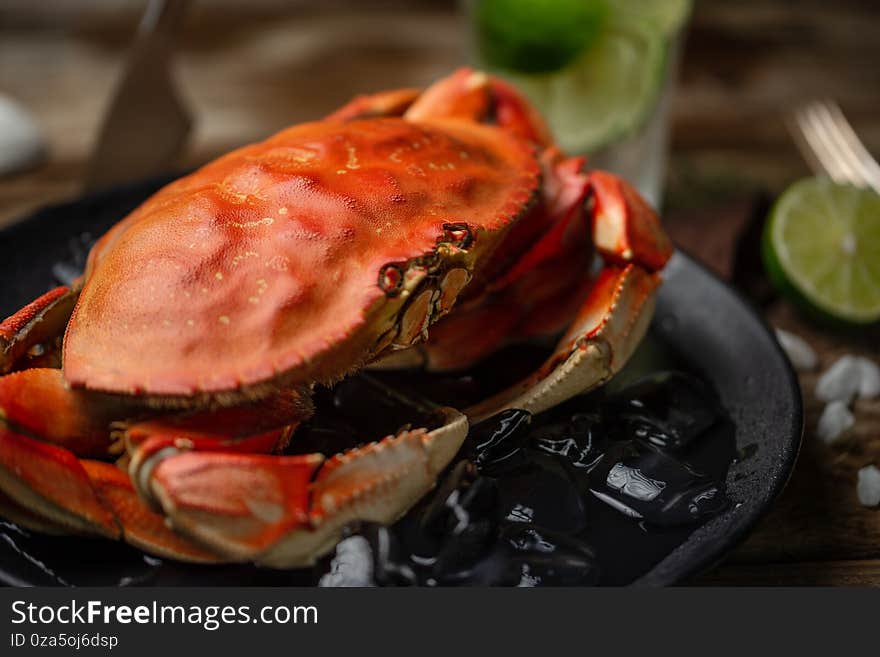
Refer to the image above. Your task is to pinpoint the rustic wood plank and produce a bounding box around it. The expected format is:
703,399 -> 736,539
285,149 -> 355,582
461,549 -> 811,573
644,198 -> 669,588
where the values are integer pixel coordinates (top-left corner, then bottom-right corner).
0,9 -> 466,229
720,302 -> 880,565
693,559 -> 880,586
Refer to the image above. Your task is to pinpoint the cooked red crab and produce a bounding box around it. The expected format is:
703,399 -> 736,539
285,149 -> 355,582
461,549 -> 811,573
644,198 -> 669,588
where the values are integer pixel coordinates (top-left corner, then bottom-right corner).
0,69 -> 671,567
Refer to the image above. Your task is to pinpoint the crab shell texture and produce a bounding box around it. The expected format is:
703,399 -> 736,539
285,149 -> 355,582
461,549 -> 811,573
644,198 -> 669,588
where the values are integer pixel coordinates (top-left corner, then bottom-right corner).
66,117 -> 538,399
0,68 -> 672,568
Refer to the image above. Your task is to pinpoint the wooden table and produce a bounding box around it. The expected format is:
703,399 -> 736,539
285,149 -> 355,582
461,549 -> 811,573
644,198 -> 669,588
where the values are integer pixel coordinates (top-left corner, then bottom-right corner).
1,0 -> 879,585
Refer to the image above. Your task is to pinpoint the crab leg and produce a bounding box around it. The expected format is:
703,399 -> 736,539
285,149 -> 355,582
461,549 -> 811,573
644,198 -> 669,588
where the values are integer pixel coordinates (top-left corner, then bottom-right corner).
0,367 -> 312,561
81,460 -> 222,562
0,487 -> 75,535
326,87 -> 421,122
133,448 -> 322,563
131,408 -> 468,567
0,287 -> 467,568
0,284 -> 79,374
405,67 -> 554,146
115,393 -> 313,561
0,426 -> 120,537
442,173 -> 671,420
0,430 -> 276,563
125,388 -> 312,458
0,366 -> 133,539
466,264 -> 660,420
588,171 -> 673,271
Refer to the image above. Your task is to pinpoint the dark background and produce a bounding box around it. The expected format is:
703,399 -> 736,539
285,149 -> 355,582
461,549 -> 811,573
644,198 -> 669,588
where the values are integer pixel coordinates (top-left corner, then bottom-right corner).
1,0 -> 878,228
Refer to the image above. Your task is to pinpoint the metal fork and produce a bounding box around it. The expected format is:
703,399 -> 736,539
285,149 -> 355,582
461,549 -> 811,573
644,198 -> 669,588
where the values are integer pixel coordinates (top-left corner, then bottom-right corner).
789,100 -> 880,193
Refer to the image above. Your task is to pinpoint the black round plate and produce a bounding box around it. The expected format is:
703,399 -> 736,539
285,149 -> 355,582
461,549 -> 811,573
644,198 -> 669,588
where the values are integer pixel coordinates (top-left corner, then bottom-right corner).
0,177 -> 803,586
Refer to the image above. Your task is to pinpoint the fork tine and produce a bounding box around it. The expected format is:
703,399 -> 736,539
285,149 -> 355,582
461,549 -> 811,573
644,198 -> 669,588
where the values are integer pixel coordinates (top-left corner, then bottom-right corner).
810,101 -> 870,188
791,105 -> 850,183
787,111 -> 825,177
821,101 -> 880,192
791,100 -> 880,193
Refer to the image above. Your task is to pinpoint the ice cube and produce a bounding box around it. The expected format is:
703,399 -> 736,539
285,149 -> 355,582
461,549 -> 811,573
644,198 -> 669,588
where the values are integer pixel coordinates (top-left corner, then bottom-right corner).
531,412 -> 605,469
318,536 -> 374,587
601,371 -> 720,450
503,524 -> 601,586
816,400 -> 855,444
775,329 -> 818,371
857,465 -> 880,507
815,356 -> 862,403
857,358 -> 880,400
497,457 -> 587,533
464,409 -> 533,475
588,439 -> 728,526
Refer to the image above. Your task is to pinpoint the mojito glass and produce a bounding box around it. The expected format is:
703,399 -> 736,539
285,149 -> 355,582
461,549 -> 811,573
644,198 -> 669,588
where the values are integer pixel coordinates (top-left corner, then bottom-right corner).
464,0 -> 691,209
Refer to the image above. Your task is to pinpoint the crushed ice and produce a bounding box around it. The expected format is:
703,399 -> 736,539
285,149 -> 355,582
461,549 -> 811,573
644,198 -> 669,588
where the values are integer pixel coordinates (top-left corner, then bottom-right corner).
856,465 -> 880,507
318,536 -> 374,587
816,355 -> 861,403
807,349 -> 880,507
775,329 -> 818,371
812,355 -> 879,443
857,358 -> 880,399
816,400 -> 854,444
816,355 -> 880,403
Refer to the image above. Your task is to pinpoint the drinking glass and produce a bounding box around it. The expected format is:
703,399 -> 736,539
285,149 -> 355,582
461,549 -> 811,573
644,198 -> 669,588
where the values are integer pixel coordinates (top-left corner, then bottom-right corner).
462,0 -> 690,209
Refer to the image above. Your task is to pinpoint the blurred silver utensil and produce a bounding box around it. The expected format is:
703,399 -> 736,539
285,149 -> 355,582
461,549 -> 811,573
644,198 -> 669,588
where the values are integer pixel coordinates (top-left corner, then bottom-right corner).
0,94 -> 47,177
789,100 -> 880,193
85,0 -> 192,191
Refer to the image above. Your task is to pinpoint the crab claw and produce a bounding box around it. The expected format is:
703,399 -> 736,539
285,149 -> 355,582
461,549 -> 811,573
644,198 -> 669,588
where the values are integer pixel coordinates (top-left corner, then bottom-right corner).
0,369 -> 149,543
82,460 -> 221,562
138,450 -> 323,562
588,171 -> 672,271
0,367 -> 314,560
0,432 -> 220,562
133,408 -> 468,567
263,408 -> 467,568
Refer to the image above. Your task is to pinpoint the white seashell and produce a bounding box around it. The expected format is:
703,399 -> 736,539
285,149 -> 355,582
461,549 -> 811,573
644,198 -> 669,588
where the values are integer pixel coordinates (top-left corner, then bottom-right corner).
856,357 -> 880,400
856,465 -> 880,507
816,400 -> 854,444
815,355 -> 861,403
0,94 -> 47,176
774,329 -> 818,371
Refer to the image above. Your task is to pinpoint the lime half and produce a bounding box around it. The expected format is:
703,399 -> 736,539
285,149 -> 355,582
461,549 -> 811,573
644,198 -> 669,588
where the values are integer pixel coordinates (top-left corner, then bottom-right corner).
504,16 -> 667,154
475,0 -> 609,74
473,0 -> 693,153
763,177 -> 880,325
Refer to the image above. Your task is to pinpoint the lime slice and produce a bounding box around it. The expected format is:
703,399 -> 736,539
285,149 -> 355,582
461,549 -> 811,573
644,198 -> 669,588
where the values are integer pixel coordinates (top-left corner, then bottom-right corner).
763,177 -> 880,325
503,16 -> 667,153
614,0 -> 694,35
474,0 -> 609,74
